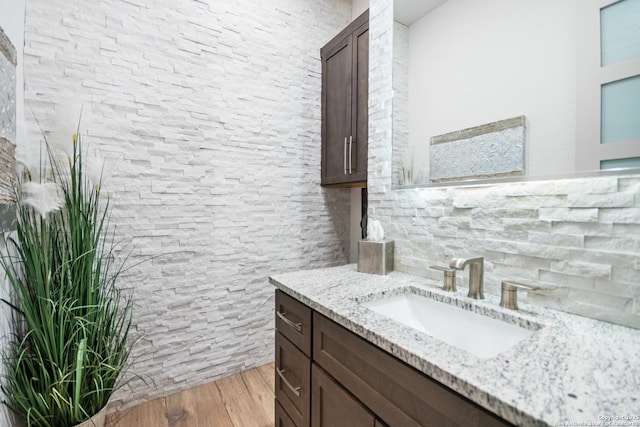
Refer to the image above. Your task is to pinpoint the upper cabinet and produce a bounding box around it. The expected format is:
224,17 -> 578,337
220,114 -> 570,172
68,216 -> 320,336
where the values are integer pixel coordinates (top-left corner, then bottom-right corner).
321,10 -> 369,187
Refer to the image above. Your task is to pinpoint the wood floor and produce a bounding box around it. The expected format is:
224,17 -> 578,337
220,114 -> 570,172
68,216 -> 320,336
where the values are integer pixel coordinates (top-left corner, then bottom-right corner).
106,363 -> 275,427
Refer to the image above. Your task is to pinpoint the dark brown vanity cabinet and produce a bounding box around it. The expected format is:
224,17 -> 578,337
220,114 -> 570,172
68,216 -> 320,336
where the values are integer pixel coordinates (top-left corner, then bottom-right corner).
274,290 -> 512,427
321,10 -> 369,186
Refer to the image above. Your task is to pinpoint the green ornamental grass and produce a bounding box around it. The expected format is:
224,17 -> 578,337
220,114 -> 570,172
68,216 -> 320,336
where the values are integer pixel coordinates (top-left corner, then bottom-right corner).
1,120 -> 134,427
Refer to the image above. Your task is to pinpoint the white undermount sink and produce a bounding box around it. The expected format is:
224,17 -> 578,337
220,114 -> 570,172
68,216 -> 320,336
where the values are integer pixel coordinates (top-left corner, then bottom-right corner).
361,292 -> 537,359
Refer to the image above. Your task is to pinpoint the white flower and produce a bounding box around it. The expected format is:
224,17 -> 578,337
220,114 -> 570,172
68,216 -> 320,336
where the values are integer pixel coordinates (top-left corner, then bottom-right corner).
48,101 -> 87,157
16,125 -> 48,179
21,182 -> 65,216
84,154 -> 106,188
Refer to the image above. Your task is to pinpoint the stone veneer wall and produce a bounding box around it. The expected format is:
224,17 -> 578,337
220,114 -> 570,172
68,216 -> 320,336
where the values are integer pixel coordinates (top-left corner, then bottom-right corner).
23,0 -> 353,410
391,21 -> 408,185
368,0 -> 640,329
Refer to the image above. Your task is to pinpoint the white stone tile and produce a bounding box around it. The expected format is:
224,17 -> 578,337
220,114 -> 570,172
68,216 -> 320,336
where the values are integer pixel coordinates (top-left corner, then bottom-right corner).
611,266 -> 640,285
585,236 -> 639,253
503,218 -> 552,233
595,278 -> 640,298
491,263 -> 539,281
567,193 -> 635,208
538,270 -> 596,290
528,231 -> 585,248
539,207 -> 599,222
550,260 -> 611,279
505,194 -> 568,208
551,221 -> 614,237
599,208 -> 640,224
516,242 -> 571,260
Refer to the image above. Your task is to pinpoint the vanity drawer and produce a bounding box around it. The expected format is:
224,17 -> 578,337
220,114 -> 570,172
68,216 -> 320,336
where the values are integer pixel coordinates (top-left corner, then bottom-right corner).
275,331 -> 311,427
313,312 -> 513,427
276,290 -> 312,357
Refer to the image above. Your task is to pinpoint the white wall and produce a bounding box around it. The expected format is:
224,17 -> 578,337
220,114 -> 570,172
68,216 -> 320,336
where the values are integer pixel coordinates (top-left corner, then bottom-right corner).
352,0 -> 369,18
369,0 -> 640,329
0,2 -> 25,40
23,0 -> 353,411
406,0 -> 577,178
0,1 -> 25,425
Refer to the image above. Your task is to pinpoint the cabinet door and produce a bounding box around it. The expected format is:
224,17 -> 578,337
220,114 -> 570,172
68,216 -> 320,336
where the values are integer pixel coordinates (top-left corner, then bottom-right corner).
275,401 -> 297,427
321,34 -> 353,185
350,21 -> 368,183
311,364 -> 375,427
321,10 -> 369,186
313,312 -> 513,427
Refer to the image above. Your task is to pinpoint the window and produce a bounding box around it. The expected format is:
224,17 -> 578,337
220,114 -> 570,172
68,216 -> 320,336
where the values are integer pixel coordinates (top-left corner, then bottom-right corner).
576,0 -> 640,171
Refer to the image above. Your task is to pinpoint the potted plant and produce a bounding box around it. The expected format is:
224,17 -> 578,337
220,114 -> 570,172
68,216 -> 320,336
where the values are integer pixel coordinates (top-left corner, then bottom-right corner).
1,118 -> 135,427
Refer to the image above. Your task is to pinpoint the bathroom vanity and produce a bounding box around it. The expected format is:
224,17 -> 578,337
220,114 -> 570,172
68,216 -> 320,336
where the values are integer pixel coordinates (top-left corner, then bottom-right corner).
270,265 -> 640,427
275,290 -> 509,426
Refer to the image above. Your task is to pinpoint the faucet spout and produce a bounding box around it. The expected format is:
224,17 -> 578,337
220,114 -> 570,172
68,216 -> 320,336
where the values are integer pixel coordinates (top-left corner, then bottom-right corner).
449,257 -> 484,299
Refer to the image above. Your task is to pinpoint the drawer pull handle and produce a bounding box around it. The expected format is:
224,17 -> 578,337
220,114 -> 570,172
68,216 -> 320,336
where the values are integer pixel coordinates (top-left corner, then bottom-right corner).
348,135 -> 353,174
276,367 -> 301,397
344,137 -> 348,175
276,311 -> 302,332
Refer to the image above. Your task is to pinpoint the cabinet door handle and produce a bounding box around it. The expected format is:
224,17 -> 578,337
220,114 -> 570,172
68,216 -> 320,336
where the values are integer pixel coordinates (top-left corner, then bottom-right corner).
276,311 -> 302,332
276,367 -> 301,397
348,135 -> 353,174
344,137 -> 348,175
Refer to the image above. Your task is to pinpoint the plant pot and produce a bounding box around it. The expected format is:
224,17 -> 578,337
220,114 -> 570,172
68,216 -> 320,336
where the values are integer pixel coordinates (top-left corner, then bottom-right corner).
13,405 -> 107,427
74,406 -> 107,427
12,414 -> 27,427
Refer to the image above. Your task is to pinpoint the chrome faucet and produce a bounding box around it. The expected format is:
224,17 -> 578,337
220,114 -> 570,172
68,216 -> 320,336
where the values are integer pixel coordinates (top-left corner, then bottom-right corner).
449,257 -> 484,299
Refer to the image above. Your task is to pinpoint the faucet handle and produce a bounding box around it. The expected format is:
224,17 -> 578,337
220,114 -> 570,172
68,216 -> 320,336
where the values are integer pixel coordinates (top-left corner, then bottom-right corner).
429,266 -> 456,292
500,281 -> 547,310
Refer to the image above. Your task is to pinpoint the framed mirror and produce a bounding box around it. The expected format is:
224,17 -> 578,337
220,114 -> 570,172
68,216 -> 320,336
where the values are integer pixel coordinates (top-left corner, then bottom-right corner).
392,0 -> 640,188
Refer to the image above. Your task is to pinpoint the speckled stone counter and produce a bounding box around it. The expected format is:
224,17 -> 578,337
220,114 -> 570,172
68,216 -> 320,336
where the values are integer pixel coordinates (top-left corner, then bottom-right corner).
269,264 -> 640,427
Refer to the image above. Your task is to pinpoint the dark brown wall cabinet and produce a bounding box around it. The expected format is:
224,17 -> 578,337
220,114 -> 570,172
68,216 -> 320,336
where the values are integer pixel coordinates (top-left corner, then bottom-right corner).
321,10 -> 369,186
274,290 -> 514,427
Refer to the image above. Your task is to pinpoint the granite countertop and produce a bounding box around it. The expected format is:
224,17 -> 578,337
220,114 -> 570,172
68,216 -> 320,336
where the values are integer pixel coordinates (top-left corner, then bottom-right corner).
269,264 -> 640,427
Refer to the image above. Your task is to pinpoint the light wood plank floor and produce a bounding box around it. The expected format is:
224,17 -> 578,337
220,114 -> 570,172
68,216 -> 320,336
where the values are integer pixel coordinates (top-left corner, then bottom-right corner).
106,363 -> 275,427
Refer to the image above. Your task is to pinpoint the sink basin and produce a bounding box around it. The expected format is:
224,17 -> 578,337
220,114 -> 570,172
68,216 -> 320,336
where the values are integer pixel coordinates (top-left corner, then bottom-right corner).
361,292 -> 536,359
